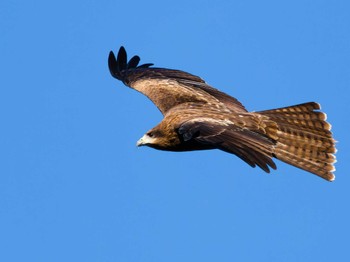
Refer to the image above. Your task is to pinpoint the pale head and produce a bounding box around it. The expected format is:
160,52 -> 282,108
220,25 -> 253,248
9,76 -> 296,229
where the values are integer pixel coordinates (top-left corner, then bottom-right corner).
136,133 -> 157,147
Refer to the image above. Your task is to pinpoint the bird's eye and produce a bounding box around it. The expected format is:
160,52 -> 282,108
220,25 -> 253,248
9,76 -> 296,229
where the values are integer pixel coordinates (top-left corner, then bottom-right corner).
147,130 -> 161,138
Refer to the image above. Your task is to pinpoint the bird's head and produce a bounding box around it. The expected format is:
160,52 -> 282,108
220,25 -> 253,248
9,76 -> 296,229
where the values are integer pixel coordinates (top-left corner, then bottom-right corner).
136,127 -> 179,150
137,129 -> 164,149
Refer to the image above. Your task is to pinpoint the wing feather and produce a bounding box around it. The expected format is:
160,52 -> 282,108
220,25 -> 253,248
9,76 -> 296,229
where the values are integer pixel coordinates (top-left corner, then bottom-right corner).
178,118 -> 277,173
108,46 -> 247,114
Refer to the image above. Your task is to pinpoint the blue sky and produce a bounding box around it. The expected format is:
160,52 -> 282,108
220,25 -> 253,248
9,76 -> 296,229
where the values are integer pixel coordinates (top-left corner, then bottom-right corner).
1,0 -> 349,261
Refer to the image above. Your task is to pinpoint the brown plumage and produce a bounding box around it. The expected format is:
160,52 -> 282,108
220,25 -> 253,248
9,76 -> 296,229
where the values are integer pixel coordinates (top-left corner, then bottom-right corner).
108,46 -> 337,181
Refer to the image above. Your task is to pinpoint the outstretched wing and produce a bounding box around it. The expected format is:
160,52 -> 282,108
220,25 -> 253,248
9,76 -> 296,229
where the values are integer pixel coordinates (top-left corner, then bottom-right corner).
108,46 -> 247,115
177,118 -> 277,173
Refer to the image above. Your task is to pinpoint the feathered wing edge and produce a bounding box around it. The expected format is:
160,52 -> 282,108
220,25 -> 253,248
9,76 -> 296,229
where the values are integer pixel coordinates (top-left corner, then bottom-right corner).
108,46 -> 154,82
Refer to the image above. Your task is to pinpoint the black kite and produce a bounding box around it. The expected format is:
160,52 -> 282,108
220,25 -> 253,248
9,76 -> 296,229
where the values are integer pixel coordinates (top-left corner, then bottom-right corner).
108,46 -> 336,181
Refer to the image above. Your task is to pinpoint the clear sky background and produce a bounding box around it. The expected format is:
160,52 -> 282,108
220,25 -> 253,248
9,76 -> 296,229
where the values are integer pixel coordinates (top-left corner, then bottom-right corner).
1,0 -> 349,261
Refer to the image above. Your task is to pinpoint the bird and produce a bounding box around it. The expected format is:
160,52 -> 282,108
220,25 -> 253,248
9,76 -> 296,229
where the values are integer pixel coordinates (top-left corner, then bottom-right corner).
108,46 -> 336,181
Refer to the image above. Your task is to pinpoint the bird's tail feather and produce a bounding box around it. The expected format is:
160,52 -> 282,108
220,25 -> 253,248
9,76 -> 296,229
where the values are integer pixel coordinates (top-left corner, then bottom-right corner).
258,102 -> 336,181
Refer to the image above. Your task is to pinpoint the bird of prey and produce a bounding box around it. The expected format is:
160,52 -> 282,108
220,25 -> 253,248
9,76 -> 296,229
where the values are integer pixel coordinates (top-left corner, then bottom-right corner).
108,46 -> 336,181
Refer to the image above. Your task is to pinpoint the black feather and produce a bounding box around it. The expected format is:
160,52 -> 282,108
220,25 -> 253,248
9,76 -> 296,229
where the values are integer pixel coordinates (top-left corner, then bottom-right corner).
108,51 -> 120,79
108,46 -> 154,82
127,55 -> 140,68
138,63 -> 154,68
117,46 -> 127,72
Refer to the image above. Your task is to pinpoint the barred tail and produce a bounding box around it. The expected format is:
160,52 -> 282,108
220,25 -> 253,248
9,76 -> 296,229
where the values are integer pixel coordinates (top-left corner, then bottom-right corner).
258,102 -> 337,181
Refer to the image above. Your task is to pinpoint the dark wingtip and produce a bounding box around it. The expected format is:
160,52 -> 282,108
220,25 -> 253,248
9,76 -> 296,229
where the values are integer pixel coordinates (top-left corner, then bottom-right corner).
138,63 -> 154,68
127,55 -> 140,68
108,51 -> 120,79
117,46 -> 127,72
108,46 -> 154,81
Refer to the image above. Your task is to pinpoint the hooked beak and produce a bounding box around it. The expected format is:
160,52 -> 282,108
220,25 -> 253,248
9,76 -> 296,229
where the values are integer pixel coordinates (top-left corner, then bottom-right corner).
136,134 -> 155,147
136,136 -> 145,147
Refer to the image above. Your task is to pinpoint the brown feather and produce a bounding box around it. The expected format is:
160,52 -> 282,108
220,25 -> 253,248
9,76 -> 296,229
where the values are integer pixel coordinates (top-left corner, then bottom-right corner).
258,102 -> 336,181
